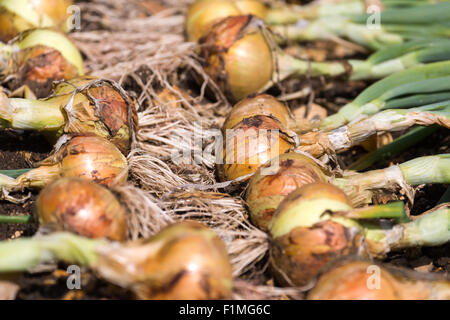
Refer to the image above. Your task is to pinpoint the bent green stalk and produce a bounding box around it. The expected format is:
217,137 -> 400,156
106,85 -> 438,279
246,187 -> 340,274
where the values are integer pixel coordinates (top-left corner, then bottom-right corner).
320,61 -> 450,130
365,206 -> 450,258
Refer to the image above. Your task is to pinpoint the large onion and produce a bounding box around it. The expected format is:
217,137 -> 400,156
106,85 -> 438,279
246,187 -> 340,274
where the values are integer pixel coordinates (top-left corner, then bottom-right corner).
0,76 -> 138,154
246,153 -> 327,231
36,177 -> 127,241
198,15 -> 347,102
15,135 -> 128,190
0,0 -> 73,42
308,260 -> 450,300
269,182 -> 365,287
95,221 -> 233,300
1,29 -> 84,98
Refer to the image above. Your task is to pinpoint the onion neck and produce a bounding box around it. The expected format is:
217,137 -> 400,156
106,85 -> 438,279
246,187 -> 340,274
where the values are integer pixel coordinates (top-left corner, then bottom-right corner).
0,174 -> 20,191
0,43 -> 12,74
0,97 -> 65,131
15,164 -> 61,190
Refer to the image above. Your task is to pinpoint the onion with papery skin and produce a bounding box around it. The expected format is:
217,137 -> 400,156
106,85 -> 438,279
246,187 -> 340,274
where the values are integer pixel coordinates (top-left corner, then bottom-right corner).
0,76 -> 138,154
95,221 -> 233,300
199,15 -> 348,102
0,29 -> 84,98
246,153 -> 327,231
0,0 -> 73,42
269,182 -> 365,287
36,178 -> 127,241
13,135 -> 128,190
308,260 -> 450,300
218,114 -> 296,182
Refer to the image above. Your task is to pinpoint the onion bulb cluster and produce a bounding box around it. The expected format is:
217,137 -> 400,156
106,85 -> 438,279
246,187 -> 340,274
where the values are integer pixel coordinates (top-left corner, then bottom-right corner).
0,0 -> 73,42
36,177 -> 127,241
0,76 -> 138,154
268,182 -> 365,287
308,260 -> 450,300
0,29 -> 84,98
96,221 -> 233,300
15,135 -> 128,190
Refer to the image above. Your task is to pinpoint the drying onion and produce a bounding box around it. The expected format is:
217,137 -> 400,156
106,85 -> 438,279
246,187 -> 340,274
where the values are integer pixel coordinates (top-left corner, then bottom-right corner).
0,76 -> 138,154
246,153 -> 327,231
269,182 -> 365,287
0,0 -> 73,42
36,177 -> 127,241
13,135 -> 128,190
308,260 -> 450,300
0,29 -> 84,98
198,15 -> 348,102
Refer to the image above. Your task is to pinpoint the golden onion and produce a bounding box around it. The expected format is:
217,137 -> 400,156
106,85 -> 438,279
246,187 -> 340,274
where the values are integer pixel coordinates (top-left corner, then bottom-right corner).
269,182 -> 365,287
246,153 -> 327,231
0,0 -> 73,42
15,135 -> 128,190
96,221 -> 233,300
36,177 -> 127,241
0,76 -> 138,154
199,15 -> 348,102
0,29 -> 84,98
218,114 -> 296,182
308,260 -> 450,300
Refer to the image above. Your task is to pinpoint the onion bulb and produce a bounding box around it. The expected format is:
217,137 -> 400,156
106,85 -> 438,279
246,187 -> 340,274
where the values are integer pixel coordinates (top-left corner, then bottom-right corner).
0,76 -> 138,154
0,0 -> 73,42
246,153 -> 327,231
14,135 -> 128,190
218,114 -> 296,182
0,29 -> 84,98
308,260 -> 450,300
269,182 -> 365,287
199,15 -> 348,102
95,221 -> 233,300
36,177 -> 127,241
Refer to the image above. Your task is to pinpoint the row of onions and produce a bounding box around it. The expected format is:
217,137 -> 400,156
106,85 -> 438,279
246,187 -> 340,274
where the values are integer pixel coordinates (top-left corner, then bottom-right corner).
187,0 -> 450,299
0,0 -> 237,300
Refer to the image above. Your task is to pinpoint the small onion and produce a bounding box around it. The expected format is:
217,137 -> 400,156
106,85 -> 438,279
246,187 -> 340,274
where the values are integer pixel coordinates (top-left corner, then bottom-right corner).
95,221 -> 233,300
246,152 -> 327,231
36,177 -> 127,241
0,0 -> 73,42
16,135 -> 128,189
308,260 -> 450,300
1,29 -> 84,98
269,182 -> 365,287
218,114 -> 295,182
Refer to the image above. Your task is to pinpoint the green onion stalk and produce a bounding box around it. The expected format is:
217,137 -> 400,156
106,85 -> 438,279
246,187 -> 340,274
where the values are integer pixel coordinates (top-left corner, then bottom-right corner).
0,29 -> 84,98
246,153 -> 450,230
320,61 -> 450,131
0,222 -> 233,300
297,100 -> 450,158
0,76 -> 138,154
272,3 -> 450,50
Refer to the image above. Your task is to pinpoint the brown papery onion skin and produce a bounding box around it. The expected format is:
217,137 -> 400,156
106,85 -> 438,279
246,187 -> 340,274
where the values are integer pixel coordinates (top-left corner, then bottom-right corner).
198,15 -> 273,102
52,76 -> 138,154
223,94 -> 294,131
96,221 -> 233,300
6,44 -> 80,98
218,115 -> 294,182
36,178 -> 127,241
246,152 -> 327,231
269,183 -> 365,287
0,0 -> 73,42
